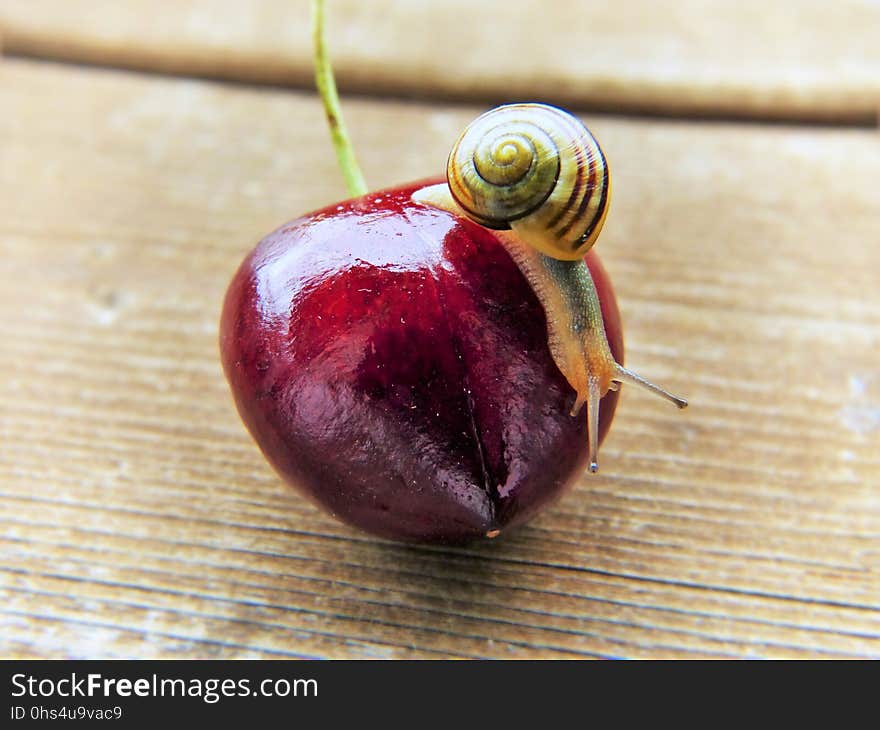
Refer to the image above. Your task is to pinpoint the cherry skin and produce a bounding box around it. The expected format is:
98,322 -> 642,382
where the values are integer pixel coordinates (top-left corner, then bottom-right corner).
220,178 -> 623,544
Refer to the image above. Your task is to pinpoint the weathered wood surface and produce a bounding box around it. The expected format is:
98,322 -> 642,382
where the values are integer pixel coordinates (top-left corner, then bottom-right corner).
2,0 -> 879,122
1,57 -> 878,658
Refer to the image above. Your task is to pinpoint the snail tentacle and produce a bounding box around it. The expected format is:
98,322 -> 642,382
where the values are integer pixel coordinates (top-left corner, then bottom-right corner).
613,366 -> 689,409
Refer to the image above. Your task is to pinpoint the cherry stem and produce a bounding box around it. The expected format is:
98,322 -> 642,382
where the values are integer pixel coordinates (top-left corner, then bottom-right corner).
311,0 -> 368,198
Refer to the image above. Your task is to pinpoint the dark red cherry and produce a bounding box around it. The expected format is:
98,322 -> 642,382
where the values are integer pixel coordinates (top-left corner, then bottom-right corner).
220,178 -> 623,544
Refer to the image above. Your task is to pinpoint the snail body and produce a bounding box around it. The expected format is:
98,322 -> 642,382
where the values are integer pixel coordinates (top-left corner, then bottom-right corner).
414,103 -> 685,472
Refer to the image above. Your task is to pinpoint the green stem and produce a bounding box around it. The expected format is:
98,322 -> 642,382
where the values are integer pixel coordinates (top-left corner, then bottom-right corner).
311,0 -> 368,198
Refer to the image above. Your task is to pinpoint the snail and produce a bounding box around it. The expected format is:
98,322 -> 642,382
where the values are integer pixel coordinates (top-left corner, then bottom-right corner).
413,103 -> 687,472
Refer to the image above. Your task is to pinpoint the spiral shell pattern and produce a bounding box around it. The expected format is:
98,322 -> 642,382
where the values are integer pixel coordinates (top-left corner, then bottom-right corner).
447,103 -> 610,261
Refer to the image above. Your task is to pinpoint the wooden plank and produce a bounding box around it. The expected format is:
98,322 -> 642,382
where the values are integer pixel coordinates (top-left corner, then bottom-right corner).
0,58 -> 878,658
1,0 -> 879,123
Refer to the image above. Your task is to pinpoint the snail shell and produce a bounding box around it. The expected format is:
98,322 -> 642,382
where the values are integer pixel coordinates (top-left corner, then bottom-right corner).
447,103 -> 610,261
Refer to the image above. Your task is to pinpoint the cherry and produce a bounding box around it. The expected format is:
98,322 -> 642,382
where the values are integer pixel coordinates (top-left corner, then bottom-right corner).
220,178 -> 623,543
218,0 -> 687,544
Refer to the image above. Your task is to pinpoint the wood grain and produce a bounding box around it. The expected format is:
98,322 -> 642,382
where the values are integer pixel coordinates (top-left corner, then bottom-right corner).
0,57 -> 878,658
1,0 -> 879,123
